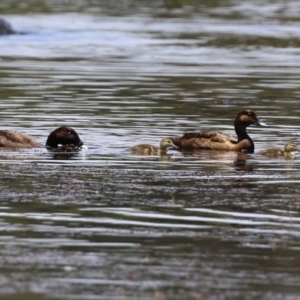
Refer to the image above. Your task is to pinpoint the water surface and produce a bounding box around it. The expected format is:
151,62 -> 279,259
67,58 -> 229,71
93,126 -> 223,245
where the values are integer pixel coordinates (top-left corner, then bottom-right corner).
0,0 -> 300,299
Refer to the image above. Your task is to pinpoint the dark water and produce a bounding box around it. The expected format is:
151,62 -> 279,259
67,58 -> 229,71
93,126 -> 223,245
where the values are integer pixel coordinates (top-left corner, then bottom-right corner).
1,0 -> 300,299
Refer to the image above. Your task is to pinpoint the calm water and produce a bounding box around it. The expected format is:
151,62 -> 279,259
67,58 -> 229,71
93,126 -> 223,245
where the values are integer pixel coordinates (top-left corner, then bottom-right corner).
1,0 -> 300,299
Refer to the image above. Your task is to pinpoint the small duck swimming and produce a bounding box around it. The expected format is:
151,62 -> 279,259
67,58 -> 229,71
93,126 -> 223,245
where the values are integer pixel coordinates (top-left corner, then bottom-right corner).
0,126 -> 83,149
258,142 -> 299,157
171,110 -> 267,153
129,138 -> 177,155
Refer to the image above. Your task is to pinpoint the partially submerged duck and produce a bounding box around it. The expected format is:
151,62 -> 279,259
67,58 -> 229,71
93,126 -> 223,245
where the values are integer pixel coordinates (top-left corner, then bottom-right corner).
129,138 -> 177,155
51,144 -> 82,152
171,110 -> 267,153
258,142 -> 299,157
45,126 -> 83,150
0,126 -> 83,150
0,19 -> 17,35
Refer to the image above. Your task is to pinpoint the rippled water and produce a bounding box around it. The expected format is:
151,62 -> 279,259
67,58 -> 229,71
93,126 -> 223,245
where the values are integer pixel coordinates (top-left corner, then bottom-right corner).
1,0 -> 300,299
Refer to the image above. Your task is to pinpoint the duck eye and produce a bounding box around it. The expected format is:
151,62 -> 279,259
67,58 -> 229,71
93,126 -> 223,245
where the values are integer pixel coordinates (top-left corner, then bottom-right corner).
68,131 -> 72,135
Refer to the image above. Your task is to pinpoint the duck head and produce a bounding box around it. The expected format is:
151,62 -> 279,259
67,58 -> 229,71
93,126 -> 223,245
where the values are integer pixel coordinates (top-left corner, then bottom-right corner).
160,138 -> 178,150
46,126 -> 84,149
235,110 -> 268,131
284,142 -> 299,152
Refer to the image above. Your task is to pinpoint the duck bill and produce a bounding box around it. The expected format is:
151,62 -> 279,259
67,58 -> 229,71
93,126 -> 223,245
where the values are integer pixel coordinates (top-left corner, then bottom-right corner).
170,143 -> 179,150
78,140 -> 84,147
253,118 -> 268,127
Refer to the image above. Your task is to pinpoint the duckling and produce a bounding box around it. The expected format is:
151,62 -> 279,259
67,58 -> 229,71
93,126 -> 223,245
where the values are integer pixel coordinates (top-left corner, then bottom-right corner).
0,126 -> 83,149
171,110 -> 267,153
129,138 -> 177,155
259,142 -> 299,157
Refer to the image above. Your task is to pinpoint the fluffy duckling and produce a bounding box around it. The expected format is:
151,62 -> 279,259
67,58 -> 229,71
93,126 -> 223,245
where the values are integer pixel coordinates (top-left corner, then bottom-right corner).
0,126 -> 83,150
129,138 -> 177,155
171,110 -> 267,153
259,142 -> 299,157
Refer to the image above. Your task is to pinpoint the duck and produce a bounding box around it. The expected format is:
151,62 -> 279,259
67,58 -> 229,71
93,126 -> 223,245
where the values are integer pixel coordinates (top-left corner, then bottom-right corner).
45,126 -> 83,150
0,130 -> 42,148
129,138 -> 178,155
170,110 -> 267,153
258,142 -> 299,157
0,126 -> 83,149
0,19 -> 16,35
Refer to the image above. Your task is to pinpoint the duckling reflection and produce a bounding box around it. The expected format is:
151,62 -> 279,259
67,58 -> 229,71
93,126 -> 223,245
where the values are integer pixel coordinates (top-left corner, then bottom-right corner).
258,142 -> 299,158
129,138 -> 177,155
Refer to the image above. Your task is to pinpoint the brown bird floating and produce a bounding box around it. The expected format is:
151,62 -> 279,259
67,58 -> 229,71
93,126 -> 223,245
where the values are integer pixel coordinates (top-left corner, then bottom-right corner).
171,110 -> 267,153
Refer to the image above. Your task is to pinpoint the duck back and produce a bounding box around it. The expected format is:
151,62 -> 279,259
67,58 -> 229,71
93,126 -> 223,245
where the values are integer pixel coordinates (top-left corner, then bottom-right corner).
0,130 -> 41,148
171,132 -> 237,150
259,142 -> 298,157
259,148 -> 284,157
129,144 -> 161,155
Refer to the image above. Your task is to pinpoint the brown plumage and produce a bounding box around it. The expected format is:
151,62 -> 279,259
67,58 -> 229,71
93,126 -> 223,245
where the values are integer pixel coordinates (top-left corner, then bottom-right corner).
45,126 -> 83,149
171,110 -> 267,153
0,130 -> 42,148
129,138 -> 177,155
0,126 -> 83,149
259,142 -> 299,157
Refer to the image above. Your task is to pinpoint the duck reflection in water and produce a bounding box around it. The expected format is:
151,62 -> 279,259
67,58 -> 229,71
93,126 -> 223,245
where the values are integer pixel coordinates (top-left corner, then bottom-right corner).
177,149 -> 254,172
234,152 -> 254,172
